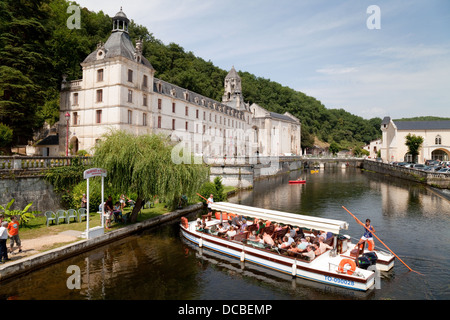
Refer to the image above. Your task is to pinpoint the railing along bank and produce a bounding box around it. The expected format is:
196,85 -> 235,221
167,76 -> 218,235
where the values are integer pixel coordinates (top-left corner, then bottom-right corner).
0,156 -> 92,175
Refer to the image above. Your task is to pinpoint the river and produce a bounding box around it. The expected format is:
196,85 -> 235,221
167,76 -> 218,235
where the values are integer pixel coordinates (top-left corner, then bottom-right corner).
0,168 -> 449,300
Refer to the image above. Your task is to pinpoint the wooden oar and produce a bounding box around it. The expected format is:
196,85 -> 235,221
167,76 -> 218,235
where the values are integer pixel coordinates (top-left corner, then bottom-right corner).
342,206 -> 423,276
196,193 -> 207,201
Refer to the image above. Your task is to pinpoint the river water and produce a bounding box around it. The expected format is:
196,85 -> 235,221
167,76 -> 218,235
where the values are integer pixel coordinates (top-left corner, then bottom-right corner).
0,168 -> 449,300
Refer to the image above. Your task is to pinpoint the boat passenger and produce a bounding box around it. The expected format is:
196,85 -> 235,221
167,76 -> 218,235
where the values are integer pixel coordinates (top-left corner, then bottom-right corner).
226,226 -> 237,239
319,231 -> 327,241
240,219 -> 248,233
278,236 -> 290,249
248,231 -> 257,241
288,242 -> 302,253
318,237 -> 333,254
263,231 -> 275,246
302,245 -> 316,260
297,238 -> 309,251
231,215 -> 243,227
312,244 -> 321,256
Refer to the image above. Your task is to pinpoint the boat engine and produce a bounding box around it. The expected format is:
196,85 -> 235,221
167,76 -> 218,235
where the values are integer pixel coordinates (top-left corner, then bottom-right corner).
356,256 -> 372,270
363,252 -> 378,265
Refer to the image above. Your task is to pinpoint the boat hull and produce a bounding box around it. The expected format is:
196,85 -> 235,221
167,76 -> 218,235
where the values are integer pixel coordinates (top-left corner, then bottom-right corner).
181,222 -> 376,291
289,180 -> 306,184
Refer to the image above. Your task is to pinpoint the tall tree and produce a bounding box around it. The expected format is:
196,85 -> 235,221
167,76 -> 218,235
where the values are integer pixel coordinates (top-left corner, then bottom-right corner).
405,134 -> 424,163
0,0 -> 54,145
93,130 -> 209,222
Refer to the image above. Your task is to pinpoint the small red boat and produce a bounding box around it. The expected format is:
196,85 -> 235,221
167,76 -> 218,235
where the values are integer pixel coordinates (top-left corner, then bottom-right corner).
289,180 -> 306,184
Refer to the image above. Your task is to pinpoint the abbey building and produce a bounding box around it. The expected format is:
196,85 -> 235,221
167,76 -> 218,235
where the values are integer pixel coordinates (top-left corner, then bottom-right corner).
58,9 -> 301,159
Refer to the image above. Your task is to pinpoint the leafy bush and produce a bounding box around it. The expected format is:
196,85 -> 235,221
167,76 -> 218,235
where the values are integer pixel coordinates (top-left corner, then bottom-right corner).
198,177 -> 226,204
0,199 -> 35,226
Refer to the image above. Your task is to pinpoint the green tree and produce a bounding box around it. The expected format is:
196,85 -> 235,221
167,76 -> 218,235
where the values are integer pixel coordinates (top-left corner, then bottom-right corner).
0,123 -> 13,153
405,134 -> 424,163
329,142 -> 340,156
93,130 -> 209,222
0,0 -> 55,145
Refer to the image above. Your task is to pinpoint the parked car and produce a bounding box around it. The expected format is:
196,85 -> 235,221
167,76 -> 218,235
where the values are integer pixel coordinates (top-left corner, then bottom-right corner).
437,168 -> 450,174
425,160 -> 440,166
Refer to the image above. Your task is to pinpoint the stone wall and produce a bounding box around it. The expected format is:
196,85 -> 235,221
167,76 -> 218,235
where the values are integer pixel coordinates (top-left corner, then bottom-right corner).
0,177 -> 61,213
363,160 -> 450,189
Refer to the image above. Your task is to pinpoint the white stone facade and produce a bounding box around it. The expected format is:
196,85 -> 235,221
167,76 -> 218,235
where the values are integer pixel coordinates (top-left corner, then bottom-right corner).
58,9 -> 301,159
380,117 -> 450,163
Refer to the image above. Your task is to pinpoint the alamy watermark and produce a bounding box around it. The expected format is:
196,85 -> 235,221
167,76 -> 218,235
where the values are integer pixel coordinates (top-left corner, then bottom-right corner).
67,5 -> 81,29
367,5 -> 381,30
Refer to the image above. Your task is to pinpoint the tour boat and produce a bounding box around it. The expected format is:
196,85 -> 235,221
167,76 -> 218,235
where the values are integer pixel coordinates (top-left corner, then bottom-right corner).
289,180 -> 306,184
180,202 -> 395,291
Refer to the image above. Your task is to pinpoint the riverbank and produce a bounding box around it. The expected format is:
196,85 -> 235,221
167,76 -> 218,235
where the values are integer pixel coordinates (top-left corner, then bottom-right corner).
0,203 -> 203,283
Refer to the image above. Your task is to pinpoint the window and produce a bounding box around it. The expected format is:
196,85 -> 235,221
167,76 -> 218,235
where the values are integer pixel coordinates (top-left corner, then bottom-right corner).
128,90 -> 133,103
185,106 -> 189,116
203,112 -> 206,121
158,99 -> 162,110
73,112 -> 78,125
143,75 -> 148,88
96,110 -> 102,124
73,93 -> 78,105
172,119 -> 176,130
172,102 -> 176,113
97,69 -> 104,82
436,135 -> 442,145
196,109 -> 199,119
143,113 -> 147,126
143,94 -> 147,107
185,121 -> 188,131
127,110 -> 132,124
158,116 -> 161,128
96,89 -> 103,103
128,69 -> 133,82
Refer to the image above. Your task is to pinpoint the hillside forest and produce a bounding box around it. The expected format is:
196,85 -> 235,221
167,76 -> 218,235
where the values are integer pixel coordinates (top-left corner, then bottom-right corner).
1,0 -> 397,154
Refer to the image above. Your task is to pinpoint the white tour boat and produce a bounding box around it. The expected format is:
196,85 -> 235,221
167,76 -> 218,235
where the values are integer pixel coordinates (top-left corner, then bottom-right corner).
180,202 -> 395,291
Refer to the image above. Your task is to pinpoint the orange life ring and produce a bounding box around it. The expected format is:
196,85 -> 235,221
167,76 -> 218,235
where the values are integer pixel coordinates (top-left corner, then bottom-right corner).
338,258 -> 356,275
181,217 -> 188,229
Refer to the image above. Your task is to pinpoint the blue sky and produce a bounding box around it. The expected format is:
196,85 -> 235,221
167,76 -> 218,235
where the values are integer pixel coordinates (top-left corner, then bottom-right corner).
75,0 -> 450,120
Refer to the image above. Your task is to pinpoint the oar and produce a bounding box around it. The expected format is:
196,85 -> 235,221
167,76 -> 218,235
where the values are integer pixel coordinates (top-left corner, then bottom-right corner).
342,206 -> 423,276
196,193 -> 207,201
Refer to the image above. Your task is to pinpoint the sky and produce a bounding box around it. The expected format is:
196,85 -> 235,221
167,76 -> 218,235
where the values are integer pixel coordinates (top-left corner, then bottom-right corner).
74,0 -> 450,120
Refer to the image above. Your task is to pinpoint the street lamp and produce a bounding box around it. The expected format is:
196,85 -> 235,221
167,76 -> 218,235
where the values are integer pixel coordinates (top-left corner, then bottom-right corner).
65,112 -> 70,156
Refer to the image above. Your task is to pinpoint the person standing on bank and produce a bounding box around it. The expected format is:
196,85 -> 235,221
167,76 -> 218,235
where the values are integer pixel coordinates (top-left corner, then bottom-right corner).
0,221 -> 9,263
8,215 -> 22,254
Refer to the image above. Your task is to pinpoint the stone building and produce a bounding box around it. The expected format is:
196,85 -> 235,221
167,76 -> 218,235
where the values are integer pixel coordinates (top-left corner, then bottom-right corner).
380,116 -> 450,163
58,8 -> 301,159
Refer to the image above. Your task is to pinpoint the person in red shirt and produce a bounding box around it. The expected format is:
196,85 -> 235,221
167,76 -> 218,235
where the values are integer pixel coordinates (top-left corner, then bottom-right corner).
8,215 -> 22,253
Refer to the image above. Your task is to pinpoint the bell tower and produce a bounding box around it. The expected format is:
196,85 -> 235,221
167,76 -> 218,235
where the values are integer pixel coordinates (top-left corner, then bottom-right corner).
222,66 -> 246,111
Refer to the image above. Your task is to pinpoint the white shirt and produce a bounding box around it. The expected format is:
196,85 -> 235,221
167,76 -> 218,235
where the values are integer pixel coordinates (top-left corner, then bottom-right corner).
207,197 -> 214,208
0,226 -> 8,240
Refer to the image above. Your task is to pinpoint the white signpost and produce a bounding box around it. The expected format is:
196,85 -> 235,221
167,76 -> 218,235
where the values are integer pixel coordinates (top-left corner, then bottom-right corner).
83,168 -> 107,239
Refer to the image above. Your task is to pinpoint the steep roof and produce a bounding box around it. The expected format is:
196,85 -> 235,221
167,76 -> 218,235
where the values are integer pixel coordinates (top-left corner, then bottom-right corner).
82,32 -> 153,69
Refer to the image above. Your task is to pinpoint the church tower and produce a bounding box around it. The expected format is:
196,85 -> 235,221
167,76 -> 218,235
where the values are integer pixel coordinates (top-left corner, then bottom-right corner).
222,66 -> 248,111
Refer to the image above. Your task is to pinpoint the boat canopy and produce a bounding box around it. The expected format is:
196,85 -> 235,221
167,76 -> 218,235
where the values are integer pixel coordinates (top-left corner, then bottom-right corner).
210,202 -> 349,235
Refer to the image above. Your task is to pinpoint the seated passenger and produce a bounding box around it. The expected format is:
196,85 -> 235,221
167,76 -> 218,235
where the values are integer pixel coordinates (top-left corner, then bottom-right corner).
231,215 -> 243,227
278,236 -> 290,249
302,245 -> 316,260
318,237 -> 333,254
319,231 -> 327,241
288,242 -> 302,253
226,226 -> 237,239
263,231 -> 275,246
248,230 -> 257,241
240,219 -> 248,233
312,244 -> 321,256
217,223 -> 228,235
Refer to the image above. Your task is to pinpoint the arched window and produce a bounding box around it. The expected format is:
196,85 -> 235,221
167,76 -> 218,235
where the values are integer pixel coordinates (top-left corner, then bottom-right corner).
435,135 -> 442,145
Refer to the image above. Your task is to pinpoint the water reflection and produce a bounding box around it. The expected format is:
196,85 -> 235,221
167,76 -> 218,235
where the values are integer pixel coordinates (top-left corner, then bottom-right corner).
0,168 -> 449,300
